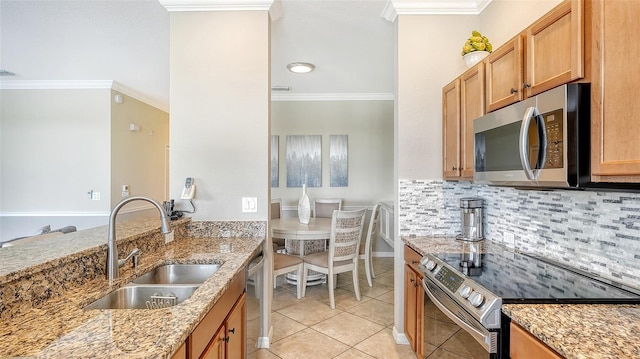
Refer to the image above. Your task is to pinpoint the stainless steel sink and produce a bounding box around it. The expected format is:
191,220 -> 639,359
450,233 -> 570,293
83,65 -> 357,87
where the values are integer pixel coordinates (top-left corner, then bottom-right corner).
132,263 -> 222,285
85,285 -> 198,309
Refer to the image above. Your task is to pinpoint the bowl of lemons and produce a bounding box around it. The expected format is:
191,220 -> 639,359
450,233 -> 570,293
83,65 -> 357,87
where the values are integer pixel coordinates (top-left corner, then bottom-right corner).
462,30 -> 493,68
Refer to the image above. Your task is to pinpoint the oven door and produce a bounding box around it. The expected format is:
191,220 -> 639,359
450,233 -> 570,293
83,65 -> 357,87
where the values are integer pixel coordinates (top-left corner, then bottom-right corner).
422,277 -> 499,359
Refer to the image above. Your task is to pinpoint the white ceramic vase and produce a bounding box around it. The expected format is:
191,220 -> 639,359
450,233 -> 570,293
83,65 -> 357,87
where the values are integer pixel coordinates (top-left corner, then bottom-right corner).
297,184 -> 311,224
463,50 -> 490,68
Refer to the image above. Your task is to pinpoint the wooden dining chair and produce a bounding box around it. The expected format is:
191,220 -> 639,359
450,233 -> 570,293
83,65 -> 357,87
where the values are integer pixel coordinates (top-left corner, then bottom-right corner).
312,198 -> 342,218
300,208 -> 366,309
361,203 -> 380,287
271,198 -> 286,253
273,253 -> 304,299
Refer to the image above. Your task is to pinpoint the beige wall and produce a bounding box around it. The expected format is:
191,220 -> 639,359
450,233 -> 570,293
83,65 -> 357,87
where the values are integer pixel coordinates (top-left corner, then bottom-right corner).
397,15 -> 476,180
0,87 -> 170,242
0,88 -> 111,240
271,100 -> 394,207
169,10 -> 270,221
0,89 -> 111,213
110,90 -> 170,209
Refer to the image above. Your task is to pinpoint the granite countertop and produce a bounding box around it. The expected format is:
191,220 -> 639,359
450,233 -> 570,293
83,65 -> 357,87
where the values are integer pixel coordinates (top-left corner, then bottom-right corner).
1,221 -> 264,358
402,235 -> 640,359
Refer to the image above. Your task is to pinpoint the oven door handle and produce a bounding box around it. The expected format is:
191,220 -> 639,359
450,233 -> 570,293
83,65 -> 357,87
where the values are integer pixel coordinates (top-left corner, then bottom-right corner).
422,279 -> 492,352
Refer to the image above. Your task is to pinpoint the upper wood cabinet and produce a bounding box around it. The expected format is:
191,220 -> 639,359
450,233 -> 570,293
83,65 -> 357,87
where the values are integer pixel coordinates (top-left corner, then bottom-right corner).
485,35 -> 523,112
590,0 -> 640,181
525,0 -> 584,97
442,79 -> 461,179
443,64 -> 485,180
485,0 -> 584,112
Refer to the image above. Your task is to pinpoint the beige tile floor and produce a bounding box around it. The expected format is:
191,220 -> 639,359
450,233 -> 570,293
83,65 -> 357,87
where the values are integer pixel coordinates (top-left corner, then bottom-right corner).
246,257 -> 417,359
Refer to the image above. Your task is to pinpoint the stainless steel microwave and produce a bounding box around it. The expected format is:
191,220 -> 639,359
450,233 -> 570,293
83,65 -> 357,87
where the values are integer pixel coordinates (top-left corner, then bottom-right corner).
473,84 -> 590,188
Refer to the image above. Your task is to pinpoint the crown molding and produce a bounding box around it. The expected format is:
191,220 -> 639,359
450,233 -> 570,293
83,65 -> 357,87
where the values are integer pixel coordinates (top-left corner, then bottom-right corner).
382,0 -> 492,21
0,80 -> 168,112
0,80 -> 113,90
110,81 -> 168,112
159,0 -> 274,12
271,93 -> 394,102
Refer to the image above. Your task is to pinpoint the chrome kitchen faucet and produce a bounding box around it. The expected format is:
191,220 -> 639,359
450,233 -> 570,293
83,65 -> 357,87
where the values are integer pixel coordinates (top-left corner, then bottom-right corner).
107,196 -> 171,285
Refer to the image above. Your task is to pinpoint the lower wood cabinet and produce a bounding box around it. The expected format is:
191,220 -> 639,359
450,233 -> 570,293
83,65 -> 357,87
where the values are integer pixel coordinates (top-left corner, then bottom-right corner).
171,271 -> 246,359
404,245 -> 424,358
510,322 -> 563,359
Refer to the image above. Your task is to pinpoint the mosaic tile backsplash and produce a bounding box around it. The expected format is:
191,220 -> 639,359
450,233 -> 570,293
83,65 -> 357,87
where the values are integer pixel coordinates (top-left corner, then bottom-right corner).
399,179 -> 640,290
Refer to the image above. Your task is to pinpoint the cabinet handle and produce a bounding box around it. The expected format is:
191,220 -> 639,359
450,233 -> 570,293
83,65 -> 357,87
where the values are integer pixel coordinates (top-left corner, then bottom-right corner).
523,83 -> 531,89
452,166 -> 458,171
229,328 -> 236,334
223,336 -> 230,343
510,88 -> 517,94
410,278 -> 415,283
411,260 -> 418,264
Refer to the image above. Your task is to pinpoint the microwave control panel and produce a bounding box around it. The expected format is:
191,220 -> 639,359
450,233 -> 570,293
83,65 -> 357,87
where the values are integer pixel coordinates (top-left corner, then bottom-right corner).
542,109 -> 564,169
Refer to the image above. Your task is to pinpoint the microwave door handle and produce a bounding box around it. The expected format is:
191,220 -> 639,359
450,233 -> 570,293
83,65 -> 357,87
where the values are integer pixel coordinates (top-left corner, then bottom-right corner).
519,107 -> 537,180
535,114 -> 548,180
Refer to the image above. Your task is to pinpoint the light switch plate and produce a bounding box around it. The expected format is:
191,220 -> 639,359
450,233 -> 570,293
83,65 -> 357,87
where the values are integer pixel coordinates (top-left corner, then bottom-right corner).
242,197 -> 258,213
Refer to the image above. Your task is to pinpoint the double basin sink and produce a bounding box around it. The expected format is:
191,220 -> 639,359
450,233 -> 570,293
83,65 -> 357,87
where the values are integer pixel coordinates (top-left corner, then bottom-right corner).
85,263 -> 221,310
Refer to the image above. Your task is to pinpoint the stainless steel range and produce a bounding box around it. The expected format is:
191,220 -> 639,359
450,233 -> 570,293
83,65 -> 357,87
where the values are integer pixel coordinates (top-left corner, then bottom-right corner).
419,243 -> 640,359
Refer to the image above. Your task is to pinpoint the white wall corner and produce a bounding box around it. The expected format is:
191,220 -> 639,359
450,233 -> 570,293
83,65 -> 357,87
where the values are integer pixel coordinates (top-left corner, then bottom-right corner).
158,0 -> 274,12
392,326 -> 410,345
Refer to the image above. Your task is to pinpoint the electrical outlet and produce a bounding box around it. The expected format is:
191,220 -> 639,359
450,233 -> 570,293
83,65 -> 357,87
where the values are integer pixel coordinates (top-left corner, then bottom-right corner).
242,197 -> 258,213
504,232 -> 515,247
91,191 -> 101,200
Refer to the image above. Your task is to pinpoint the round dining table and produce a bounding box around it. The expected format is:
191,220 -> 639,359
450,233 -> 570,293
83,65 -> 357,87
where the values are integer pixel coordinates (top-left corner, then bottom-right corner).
270,217 -> 332,286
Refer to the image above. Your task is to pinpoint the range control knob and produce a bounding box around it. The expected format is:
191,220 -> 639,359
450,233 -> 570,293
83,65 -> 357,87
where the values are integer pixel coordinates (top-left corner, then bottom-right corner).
459,285 -> 472,298
424,260 -> 437,272
469,292 -> 485,307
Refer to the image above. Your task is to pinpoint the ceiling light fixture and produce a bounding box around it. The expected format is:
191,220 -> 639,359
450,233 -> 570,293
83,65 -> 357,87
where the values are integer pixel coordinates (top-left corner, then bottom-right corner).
287,62 -> 315,74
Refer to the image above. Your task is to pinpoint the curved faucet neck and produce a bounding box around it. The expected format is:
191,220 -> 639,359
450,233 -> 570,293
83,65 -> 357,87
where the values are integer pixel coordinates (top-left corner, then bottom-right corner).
107,196 -> 172,286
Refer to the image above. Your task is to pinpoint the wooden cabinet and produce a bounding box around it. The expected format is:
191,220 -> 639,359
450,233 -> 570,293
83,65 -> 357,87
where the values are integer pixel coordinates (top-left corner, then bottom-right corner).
510,322 -> 563,359
403,245 -> 424,357
201,294 -> 246,359
590,0 -> 640,182
442,79 -> 461,179
443,63 -> 485,180
485,0 -> 584,112
171,342 -> 187,359
188,272 -> 246,359
525,0 -> 584,98
485,35 -> 524,112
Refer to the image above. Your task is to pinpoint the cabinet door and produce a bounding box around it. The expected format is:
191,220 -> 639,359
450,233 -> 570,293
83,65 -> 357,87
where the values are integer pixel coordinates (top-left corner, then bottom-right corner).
591,0 -> 640,181
201,326 -> 225,359
442,79 -> 461,179
510,322 -> 563,359
525,0 -> 583,98
485,35 -> 523,112
404,265 -> 419,353
225,293 -> 246,359
460,64 -> 485,179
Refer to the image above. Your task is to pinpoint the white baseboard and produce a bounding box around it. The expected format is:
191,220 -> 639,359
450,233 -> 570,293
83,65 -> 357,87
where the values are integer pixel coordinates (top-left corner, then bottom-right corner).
256,337 -> 270,349
392,326 -> 410,345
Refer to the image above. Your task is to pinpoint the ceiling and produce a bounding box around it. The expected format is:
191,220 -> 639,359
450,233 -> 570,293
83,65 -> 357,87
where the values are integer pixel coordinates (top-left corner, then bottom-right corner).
0,0 -> 489,110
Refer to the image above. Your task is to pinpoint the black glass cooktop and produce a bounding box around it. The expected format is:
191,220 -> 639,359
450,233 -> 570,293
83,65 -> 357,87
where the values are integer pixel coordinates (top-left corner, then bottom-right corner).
431,245 -> 640,304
